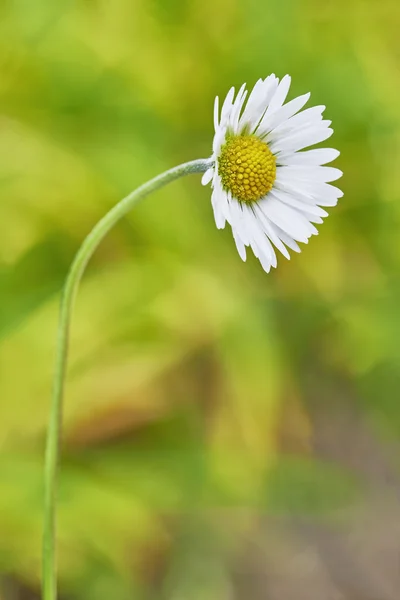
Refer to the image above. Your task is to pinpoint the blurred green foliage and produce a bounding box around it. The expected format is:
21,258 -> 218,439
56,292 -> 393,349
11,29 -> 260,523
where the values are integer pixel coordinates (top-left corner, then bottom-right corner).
0,0 -> 400,598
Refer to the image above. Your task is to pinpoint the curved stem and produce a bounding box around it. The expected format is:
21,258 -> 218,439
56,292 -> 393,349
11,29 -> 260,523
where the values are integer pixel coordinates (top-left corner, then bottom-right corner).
42,158 -> 211,600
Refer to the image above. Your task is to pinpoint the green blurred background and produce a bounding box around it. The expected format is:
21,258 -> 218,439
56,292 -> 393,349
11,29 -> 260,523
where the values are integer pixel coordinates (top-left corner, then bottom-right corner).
1,0 -> 400,598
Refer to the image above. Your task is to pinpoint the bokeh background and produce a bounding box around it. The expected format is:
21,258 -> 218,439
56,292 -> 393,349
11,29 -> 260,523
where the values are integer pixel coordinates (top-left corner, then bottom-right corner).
1,0 -> 400,598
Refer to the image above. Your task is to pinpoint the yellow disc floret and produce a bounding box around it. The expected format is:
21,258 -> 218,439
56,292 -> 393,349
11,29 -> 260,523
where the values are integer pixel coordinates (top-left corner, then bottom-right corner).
218,134 -> 276,203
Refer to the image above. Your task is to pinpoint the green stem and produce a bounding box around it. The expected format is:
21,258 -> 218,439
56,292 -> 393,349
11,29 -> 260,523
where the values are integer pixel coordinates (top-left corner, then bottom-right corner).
42,158 -> 211,600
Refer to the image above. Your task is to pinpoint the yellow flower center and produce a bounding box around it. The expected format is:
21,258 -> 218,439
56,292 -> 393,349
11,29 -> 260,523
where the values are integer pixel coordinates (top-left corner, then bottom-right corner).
218,134 -> 276,203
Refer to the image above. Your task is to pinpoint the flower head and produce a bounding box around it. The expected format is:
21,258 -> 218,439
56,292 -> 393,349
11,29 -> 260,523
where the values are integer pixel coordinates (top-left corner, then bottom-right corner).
202,75 -> 343,273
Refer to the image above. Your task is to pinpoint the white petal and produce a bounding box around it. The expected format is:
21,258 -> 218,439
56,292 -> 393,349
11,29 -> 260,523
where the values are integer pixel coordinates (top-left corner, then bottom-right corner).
243,204 -> 277,271
269,223 -> 302,253
211,180 -> 229,229
307,215 -> 324,224
212,126 -> 226,154
213,96 -> 220,130
239,78 -> 263,125
276,165 -> 343,183
265,75 -> 291,115
270,126 -> 333,154
269,106 -> 326,141
239,75 -> 279,132
251,233 -> 276,271
211,192 -> 225,229
253,204 -> 291,260
260,193 -> 318,242
227,201 -> 250,244
302,183 -> 343,207
296,181 -> 343,201
272,188 -> 328,217
258,92 -> 310,136
278,148 -> 340,166
232,228 -> 247,261
276,180 -> 343,207
231,87 -> 248,133
201,168 -> 214,186
220,87 -> 235,126
254,243 -> 274,272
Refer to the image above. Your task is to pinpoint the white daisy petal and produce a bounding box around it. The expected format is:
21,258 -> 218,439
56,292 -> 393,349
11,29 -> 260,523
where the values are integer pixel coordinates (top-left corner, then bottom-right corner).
227,201 -> 249,245
201,168 -> 214,186
271,188 -> 328,217
253,204 -> 291,259
213,96 -> 220,130
245,204 -> 277,267
212,126 -> 226,154
240,74 -> 279,132
211,179 -> 229,229
276,165 -> 343,183
251,234 -> 275,272
308,216 -> 324,224
232,228 -> 247,261
265,74 -> 291,115
229,84 -> 247,132
260,194 -> 318,242
269,106 -> 326,141
270,126 -> 333,154
211,192 -> 225,229
203,74 -> 342,272
276,180 -> 343,206
238,78 -> 264,125
269,223 -> 302,252
258,92 -> 310,136
220,87 -> 235,125
303,183 -> 343,207
230,203 -> 276,272
278,148 -> 340,166
255,244 -> 274,272
298,181 -> 343,201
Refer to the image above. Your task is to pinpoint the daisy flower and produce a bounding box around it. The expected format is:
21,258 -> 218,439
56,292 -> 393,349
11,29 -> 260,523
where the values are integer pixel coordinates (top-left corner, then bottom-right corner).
201,74 -> 343,273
